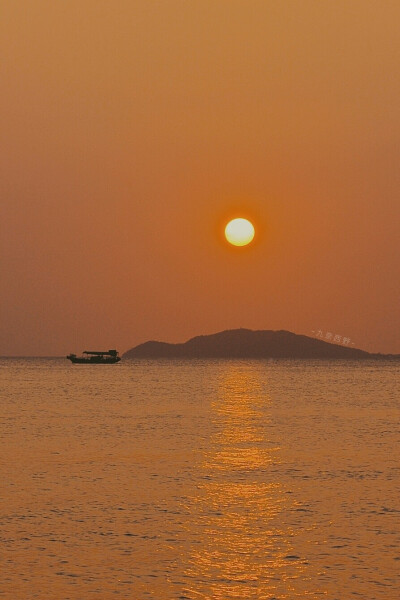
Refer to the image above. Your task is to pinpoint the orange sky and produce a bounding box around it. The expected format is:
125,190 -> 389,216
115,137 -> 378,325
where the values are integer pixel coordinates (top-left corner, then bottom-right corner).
1,1 -> 399,355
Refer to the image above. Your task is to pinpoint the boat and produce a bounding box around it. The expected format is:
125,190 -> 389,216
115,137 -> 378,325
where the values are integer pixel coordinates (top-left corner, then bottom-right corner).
66,350 -> 121,364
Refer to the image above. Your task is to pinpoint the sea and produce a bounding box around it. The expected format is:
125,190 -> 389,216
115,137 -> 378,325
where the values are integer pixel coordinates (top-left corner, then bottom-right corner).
0,358 -> 398,599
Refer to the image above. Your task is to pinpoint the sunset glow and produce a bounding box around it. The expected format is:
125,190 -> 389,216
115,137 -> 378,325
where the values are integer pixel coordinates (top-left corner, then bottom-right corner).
225,218 -> 255,247
1,3 -> 399,600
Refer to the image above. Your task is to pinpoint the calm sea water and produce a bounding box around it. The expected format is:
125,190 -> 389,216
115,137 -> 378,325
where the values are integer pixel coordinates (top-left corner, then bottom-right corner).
0,358 -> 398,599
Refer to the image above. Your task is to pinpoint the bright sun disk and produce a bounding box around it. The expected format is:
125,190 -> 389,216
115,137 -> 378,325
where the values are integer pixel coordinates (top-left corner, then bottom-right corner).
225,218 -> 255,246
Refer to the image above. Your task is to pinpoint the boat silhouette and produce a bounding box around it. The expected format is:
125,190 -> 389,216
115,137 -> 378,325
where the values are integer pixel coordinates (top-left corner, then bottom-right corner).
66,350 -> 121,364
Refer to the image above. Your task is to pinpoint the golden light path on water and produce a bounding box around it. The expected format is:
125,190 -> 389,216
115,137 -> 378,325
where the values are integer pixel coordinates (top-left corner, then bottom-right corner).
179,366 -> 324,599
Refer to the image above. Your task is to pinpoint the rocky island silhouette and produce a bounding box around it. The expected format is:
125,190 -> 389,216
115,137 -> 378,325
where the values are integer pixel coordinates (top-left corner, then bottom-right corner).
123,329 -> 399,360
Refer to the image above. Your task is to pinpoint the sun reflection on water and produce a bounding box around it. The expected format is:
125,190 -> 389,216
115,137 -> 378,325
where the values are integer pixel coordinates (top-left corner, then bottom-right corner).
181,365 -> 323,599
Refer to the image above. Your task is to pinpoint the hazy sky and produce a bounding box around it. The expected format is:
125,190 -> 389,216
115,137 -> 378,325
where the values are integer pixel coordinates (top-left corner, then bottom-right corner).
1,1 -> 399,355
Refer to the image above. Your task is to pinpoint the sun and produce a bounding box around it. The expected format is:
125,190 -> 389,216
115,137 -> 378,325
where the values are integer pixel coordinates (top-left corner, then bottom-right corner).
224,218 -> 255,247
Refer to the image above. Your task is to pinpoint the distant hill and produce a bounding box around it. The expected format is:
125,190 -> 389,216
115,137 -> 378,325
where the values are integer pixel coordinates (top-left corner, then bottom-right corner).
123,329 -> 399,359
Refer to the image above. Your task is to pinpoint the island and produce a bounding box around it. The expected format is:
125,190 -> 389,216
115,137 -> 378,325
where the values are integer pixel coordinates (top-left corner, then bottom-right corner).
123,329 -> 399,360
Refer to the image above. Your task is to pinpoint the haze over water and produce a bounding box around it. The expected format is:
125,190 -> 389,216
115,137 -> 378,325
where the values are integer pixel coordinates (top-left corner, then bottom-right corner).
1,358 -> 398,599
2,1 -> 400,357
